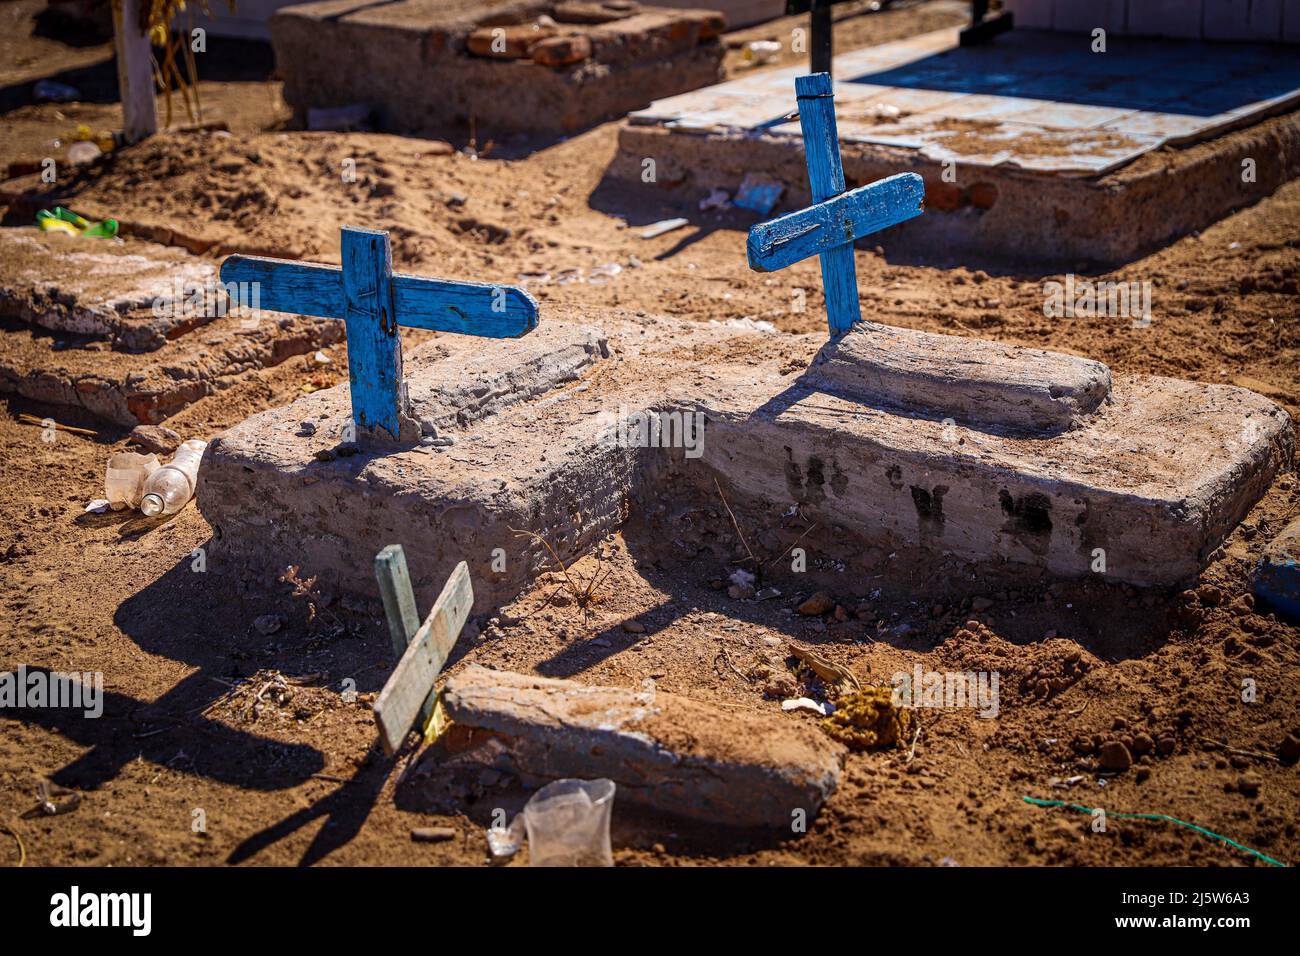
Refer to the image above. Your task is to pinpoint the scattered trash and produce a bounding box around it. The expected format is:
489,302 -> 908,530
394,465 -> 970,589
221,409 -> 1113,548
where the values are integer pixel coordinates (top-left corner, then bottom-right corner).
312,350 -> 332,366
66,141 -> 102,165
741,40 -> 782,65
782,697 -> 833,716
699,188 -> 731,212
139,439 -> 207,517
487,778 -> 615,866
84,499 -> 110,514
33,79 -> 80,102
128,424 -> 182,455
734,173 -> 785,216
35,206 -> 118,239
70,123 -> 115,153
24,781 -> 81,818
866,102 -> 903,121
306,103 -> 372,131
253,614 -> 283,636
729,568 -> 755,589
639,217 -> 689,240
1050,775 -> 1086,788
411,827 -> 457,843
104,451 -> 160,511
587,262 -> 622,285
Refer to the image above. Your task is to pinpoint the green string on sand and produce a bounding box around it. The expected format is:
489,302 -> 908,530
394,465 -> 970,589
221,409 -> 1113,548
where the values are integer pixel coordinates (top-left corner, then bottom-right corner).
1022,796 -> 1286,868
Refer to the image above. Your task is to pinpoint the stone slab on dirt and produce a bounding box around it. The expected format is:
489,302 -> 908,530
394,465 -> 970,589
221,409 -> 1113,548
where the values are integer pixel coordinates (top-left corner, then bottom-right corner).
198,313 -> 1290,606
269,0 -> 725,135
806,320 -> 1111,433
0,310 -> 344,426
0,228 -> 221,351
438,664 -> 844,828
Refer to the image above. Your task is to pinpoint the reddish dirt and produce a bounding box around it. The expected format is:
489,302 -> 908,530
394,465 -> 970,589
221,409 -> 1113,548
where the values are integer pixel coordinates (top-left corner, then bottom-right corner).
0,0 -> 1298,867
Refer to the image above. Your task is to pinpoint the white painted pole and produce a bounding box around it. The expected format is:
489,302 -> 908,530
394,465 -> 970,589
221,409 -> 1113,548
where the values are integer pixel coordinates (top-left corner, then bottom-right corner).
112,0 -> 158,143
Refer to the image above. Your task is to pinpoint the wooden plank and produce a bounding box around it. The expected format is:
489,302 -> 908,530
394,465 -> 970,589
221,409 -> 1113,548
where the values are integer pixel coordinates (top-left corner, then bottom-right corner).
746,173 -> 924,273
112,0 -> 158,144
374,561 -> 473,755
340,226 -> 403,439
374,545 -> 421,659
218,259 -> 538,338
394,278 -> 538,338
794,72 -> 860,336
218,257 -> 347,320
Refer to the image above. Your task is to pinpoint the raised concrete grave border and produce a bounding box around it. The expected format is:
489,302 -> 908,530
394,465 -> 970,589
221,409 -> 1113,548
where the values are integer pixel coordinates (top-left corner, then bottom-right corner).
199,313 -> 1292,616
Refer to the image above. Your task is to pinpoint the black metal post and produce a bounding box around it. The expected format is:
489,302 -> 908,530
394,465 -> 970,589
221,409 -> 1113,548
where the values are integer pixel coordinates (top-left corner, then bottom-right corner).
810,0 -> 833,76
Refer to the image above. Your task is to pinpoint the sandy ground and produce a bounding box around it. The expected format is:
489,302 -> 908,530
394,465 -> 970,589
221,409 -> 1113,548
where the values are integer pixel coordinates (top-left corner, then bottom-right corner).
0,0 -> 1298,867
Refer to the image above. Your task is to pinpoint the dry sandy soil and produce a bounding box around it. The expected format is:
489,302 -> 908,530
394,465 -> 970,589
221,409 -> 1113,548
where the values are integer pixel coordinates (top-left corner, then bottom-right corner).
0,0 -> 1298,867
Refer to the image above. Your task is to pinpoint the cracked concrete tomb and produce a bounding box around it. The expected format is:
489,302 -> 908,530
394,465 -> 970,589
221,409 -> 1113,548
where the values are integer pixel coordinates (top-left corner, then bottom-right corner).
0,228 -> 343,426
269,0 -> 727,136
199,308 -> 1291,618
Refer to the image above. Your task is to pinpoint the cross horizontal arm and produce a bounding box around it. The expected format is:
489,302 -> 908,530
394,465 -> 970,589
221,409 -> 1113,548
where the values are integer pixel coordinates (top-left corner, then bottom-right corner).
219,256 -> 539,337
746,171 -> 925,273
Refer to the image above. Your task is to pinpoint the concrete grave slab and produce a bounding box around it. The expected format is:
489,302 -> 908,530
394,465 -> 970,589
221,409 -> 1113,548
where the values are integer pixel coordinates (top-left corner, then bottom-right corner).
0,229 -> 221,352
199,313 -> 1291,612
0,228 -> 344,425
613,27 -> 1300,263
435,664 -> 844,828
270,0 -> 727,136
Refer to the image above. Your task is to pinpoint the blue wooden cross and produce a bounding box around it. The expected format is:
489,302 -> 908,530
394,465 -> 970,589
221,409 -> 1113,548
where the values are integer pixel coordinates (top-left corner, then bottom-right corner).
746,73 -> 925,336
220,226 -> 538,440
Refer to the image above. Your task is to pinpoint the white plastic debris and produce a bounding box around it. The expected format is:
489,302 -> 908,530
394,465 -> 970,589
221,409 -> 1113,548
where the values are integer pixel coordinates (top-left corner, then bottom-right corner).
140,439 -> 207,517
699,188 -> 731,212
742,40 -> 782,65
84,499 -> 111,514
781,697 -> 833,716
639,218 -> 689,240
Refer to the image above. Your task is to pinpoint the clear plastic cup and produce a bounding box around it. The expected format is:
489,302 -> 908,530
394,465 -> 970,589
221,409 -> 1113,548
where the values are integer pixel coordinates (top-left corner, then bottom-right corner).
523,778 -> 615,867
104,452 -> 160,510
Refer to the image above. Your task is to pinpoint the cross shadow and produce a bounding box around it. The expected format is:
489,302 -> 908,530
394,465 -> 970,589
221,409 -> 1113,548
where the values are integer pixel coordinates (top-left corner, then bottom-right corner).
226,741 -> 391,866
0,550 -> 407,864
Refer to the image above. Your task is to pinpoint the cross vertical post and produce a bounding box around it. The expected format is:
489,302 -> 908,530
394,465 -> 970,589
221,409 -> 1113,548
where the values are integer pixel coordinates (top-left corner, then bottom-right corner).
340,227 -> 406,439
796,73 -> 860,335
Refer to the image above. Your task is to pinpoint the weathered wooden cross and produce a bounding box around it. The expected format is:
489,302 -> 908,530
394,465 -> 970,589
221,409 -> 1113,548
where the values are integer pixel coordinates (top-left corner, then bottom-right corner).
221,227 -> 539,440
372,546 -> 473,755
746,73 -> 925,336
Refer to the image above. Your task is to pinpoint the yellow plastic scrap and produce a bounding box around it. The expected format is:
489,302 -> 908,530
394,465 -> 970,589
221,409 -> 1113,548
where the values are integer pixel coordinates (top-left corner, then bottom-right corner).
821,685 -> 913,751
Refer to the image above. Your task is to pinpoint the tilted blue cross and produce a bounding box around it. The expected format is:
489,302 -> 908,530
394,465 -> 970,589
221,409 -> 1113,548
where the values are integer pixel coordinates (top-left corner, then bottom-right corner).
221,226 -> 538,440
746,73 -> 925,336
